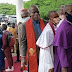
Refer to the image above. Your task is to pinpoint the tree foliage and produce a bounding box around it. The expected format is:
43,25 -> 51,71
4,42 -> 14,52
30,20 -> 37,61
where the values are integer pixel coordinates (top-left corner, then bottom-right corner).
0,3 -> 16,15
24,0 -> 72,19
0,0 -> 72,19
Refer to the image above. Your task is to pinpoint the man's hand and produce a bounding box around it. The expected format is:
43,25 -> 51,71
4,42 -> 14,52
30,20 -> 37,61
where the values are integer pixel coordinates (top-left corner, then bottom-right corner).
22,57 -> 28,67
49,68 -> 54,72
62,67 -> 68,72
23,57 -> 27,66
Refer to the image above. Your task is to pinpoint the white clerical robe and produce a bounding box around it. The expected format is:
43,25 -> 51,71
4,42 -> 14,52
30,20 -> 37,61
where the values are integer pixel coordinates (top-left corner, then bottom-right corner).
36,23 -> 54,72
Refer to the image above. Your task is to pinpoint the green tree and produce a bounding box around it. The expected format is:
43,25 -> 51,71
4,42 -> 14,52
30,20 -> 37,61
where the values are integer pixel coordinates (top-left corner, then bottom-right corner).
0,0 -> 72,19
0,3 -> 16,15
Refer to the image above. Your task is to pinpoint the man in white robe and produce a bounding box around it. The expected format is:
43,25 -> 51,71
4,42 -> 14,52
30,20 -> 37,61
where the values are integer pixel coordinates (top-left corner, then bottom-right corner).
36,11 -> 60,72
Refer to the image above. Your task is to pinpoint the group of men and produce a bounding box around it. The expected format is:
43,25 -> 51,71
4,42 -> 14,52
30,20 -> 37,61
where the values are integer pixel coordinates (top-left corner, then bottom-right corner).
18,4 -> 72,72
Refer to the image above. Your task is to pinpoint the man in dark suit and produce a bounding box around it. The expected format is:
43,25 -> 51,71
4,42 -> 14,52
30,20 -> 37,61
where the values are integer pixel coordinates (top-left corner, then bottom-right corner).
21,5 -> 47,72
18,9 -> 30,71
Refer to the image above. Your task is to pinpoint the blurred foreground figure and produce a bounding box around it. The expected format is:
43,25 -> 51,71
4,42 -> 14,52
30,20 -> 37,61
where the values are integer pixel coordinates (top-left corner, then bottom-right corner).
0,29 -> 5,72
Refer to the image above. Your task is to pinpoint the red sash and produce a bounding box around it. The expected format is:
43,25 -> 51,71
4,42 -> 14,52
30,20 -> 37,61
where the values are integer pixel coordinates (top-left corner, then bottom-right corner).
49,22 -> 55,36
26,18 -> 45,72
49,22 -> 55,54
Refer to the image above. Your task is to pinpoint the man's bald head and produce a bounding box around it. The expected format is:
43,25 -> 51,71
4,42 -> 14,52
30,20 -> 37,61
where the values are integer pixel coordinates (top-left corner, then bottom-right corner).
58,5 -> 65,15
29,5 -> 39,13
48,11 -> 58,19
29,5 -> 40,21
64,4 -> 72,15
59,5 -> 65,10
48,10 -> 60,25
64,4 -> 72,23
